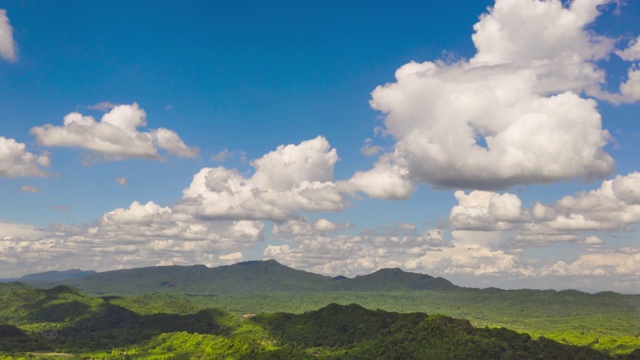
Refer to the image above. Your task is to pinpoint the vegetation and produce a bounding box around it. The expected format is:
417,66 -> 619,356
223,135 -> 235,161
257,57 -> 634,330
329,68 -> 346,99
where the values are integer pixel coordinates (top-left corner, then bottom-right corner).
2,261 -> 640,357
0,285 -> 623,359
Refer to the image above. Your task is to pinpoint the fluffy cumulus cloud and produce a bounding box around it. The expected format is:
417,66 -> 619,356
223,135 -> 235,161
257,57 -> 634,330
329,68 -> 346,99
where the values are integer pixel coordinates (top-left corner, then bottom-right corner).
0,137 -> 353,276
0,9 -> 17,62
0,136 -> 50,178
450,190 -> 528,230
30,103 -> 198,161
176,136 -> 344,221
444,172 -> 640,249
531,172 -> 640,232
340,153 -> 414,199
356,0 -> 640,193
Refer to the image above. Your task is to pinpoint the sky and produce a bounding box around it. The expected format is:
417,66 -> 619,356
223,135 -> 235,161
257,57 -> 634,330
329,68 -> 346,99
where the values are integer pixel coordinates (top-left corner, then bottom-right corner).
1,0 -> 640,292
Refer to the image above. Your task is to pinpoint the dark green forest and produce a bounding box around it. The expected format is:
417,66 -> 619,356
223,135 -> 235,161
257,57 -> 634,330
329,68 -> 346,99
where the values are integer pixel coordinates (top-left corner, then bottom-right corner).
0,283 -> 634,359
2,261 -> 640,358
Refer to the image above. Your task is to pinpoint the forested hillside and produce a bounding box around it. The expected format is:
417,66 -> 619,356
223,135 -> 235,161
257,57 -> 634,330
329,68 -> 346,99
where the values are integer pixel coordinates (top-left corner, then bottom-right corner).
4,262 -> 640,356
0,283 -> 630,359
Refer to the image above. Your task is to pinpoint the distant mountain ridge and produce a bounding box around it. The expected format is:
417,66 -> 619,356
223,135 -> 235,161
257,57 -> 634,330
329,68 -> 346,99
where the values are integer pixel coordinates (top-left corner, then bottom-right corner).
18,268 -> 96,284
6,260 -> 456,296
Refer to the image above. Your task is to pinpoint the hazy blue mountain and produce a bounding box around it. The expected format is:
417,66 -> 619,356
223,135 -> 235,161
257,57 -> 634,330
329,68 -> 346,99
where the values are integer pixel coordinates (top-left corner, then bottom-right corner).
18,268 -> 96,284
328,267 -> 455,291
13,260 -> 461,296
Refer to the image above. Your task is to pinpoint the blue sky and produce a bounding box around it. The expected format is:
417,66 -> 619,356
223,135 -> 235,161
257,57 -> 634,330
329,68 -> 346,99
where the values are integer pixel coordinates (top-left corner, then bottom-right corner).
1,0 -> 640,292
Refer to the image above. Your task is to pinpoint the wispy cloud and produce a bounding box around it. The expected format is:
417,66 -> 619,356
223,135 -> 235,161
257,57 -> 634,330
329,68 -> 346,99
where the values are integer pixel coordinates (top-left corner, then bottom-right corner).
20,185 -> 40,193
114,177 -> 127,186
0,9 -> 17,62
87,101 -> 117,112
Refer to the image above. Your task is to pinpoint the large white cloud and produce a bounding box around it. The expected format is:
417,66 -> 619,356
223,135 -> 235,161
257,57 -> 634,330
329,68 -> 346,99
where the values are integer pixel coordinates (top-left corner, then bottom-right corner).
0,136 -> 50,178
0,9 -> 17,62
358,0 -> 640,193
175,136 -> 344,221
30,103 -> 198,161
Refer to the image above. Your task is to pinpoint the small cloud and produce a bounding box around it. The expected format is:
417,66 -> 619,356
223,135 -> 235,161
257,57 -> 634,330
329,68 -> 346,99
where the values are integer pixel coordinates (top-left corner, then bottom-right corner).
396,222 -> 416,231
87,101 -> 117,112
361,138 -> 383,156
219,252 -> 244,261
211,149 -> 234,162
211,149 -> 247,163
584,236 -> 604,246
51,205 -> 69,211
20,185 -> 40,193
115,177 -> 127,186
165,104 -> 173,111
0,9 -> 18,62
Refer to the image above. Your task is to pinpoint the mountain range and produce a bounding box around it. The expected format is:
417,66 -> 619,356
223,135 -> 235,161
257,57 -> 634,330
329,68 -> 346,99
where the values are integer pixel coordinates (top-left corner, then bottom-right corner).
3,259 -> 456,296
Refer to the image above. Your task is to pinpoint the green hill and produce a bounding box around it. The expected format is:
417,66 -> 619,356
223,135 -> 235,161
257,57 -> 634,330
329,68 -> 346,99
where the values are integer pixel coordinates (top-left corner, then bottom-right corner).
252,303 -> 613,359
0,283 -> 627,359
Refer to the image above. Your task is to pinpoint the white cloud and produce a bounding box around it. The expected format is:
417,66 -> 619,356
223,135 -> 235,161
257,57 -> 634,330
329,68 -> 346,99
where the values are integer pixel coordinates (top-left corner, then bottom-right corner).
450,190 -> 529,230
440,172 -> 640,249
542,247 -> 640,278
98,201 -> 263,245
615,36 -> 640,61
360,138 -> 383,156
266,219 -> 530,279
211,149 -> 240,163
271,218 -> 347,238
0,9 -> 17,62
619,66 -> 640,103
0,221 -> 47,239
175,136 -> 344,221
20,185 -> 39,193
114,177 -> 127,186
339,153 -> 414,199
533,172 -> 640,231
87,101 -> 117,112
30,103 -> 199,161
364,0 -> 627,190
218,252 -> 245,264
0,199 -> 266,277
396,222 -> 416,231
583,235 -> 603,245
0,136 -> 50,178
